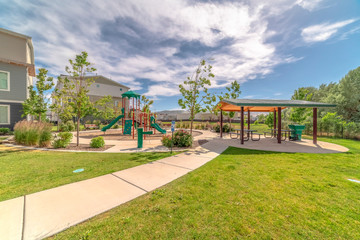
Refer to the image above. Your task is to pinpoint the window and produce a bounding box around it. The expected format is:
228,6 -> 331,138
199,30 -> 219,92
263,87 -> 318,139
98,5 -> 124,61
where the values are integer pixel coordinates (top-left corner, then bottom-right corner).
120,88 -> 122,91
0,105 -> 10,124
96,84 -> 100,88
0,71 -> 10,91
114,100 -> 118,107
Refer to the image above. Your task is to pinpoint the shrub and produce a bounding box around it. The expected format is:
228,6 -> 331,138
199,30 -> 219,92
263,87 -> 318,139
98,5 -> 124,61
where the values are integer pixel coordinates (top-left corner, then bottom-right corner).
161,130 -> 193,148
90,136 -> 105,148
53,132 -> 73,148
0,128 -> 10,135
66,121 -> 75,131
254,120 -> 259,125
161,135 -> 172,148
93,120 -> 101,127
214,123 -> 232,133
175,121 -> 181,128
113,124 -> 119,129
14,120 -> 52,146
173,130 -> 192,147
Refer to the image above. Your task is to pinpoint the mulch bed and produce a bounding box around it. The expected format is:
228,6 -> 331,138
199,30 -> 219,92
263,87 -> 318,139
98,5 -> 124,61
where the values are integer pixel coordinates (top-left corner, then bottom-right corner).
50,143 -> 114,151
79,130 -> 203,140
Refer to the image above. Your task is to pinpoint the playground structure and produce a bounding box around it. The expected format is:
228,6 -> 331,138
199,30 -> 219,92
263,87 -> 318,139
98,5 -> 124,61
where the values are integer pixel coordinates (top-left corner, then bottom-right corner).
101,90 -> 166,140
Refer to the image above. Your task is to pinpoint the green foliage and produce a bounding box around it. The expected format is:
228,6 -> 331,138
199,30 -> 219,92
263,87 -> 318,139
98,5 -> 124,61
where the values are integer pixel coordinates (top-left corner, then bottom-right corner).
60,121 -> 75,132
50,85 -> 73,123
90,136 -> 105,148
161,135 -> 172,148
265,113 -> 274,128
14,120 -> 52,147
141,95 -> 154,113
214,123 -> 232,133
290,87 -> 313,124
53,132 -> 73,148
161,130 -> 193,148
0,128 -> 10,135
93,120 -> 101,127
257,114 -> 266,123
113,124 -> 120,129
178,59 -> 215,134
22,68 -> 54,121
93,95 -> 115,121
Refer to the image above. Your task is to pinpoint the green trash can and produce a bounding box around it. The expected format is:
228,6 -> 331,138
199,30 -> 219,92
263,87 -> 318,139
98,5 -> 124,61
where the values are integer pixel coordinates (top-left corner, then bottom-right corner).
288,125 -> 305,140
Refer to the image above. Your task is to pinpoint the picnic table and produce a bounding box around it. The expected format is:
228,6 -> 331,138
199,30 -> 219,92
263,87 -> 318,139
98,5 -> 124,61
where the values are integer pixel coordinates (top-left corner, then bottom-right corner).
231,129 -> 262,141
264,129 -> 292,141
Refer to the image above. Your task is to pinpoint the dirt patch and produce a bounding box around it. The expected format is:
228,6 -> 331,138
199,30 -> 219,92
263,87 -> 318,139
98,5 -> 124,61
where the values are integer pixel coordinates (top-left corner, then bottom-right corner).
51,143 -> 114,151
79,129 -> 203,140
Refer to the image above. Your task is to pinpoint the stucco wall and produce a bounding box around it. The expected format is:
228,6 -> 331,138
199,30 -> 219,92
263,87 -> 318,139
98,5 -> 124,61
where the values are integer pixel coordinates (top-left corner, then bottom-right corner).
0,32 -> 27,63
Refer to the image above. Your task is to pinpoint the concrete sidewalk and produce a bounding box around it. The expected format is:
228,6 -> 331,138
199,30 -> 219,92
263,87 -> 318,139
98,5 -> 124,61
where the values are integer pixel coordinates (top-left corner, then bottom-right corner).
0,141 -> 227,240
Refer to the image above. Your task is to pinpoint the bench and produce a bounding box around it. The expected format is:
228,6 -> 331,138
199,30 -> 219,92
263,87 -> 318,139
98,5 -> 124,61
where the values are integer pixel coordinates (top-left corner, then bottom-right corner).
263,132 -> 273,138
229,131 -> 249,141
251,133 -> 262,141
85,124 -> 99,130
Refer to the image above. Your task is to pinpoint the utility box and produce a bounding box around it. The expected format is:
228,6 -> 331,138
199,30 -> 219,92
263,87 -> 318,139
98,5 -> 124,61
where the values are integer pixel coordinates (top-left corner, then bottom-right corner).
288,125 -> 305,140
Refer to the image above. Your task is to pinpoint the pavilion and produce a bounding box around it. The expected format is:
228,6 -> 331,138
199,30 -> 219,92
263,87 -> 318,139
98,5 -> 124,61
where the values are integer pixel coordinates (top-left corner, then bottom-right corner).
217,99 -> 336,144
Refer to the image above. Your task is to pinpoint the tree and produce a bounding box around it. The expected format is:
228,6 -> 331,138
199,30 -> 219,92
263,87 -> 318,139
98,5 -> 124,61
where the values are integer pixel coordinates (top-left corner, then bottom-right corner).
265,112 -> 274,128
336,66 -> 360,121
22,68 -> 54,121
289,87 -> 313,123
50,85 -> 73,130
141,95 -> 154,113
221,80 -> 241,131
178,59 -> 214,135
93,95 -> 115,123
59,51 -> 96,146
204,93 -> 220,121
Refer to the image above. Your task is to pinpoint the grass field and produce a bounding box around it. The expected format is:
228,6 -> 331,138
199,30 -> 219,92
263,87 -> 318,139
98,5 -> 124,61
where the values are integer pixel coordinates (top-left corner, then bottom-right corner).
0,146 -> 177,201
51,137 -> 360,239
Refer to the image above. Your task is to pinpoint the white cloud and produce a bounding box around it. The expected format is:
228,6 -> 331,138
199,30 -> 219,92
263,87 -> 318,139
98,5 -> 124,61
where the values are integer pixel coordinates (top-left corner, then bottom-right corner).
0,0 -> 329,97
296,0 -> 323,11
301,19 -> 356,43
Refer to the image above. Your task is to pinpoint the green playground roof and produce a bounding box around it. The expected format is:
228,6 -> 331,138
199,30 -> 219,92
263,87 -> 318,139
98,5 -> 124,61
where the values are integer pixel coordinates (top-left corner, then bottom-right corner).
122,90 -> 141,99
218,99 -> 336,112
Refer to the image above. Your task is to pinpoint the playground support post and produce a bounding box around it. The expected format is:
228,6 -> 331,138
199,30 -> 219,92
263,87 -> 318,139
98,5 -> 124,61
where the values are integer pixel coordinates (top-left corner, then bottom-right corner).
132,97 -> 135,139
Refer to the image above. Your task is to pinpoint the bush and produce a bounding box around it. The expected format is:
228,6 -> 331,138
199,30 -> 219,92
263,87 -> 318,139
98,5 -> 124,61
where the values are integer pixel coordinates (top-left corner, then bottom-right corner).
14,120 -> 52,146
113,124 -> 119,129
214,123 -> 232,133
161,135 -> 172,148
66,121 -> 75,131
254,120 -> 259,125
90,136 -> 105,148
161,130 -> 193,148
53,132 -> 73,148
93,120 -> 101,127
0,128 -> 10,135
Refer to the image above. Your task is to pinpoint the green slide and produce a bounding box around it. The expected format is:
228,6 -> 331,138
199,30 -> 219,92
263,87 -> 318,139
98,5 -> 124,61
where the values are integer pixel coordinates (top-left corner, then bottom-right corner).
150,116 -> 166,134
101,108 -> 125,132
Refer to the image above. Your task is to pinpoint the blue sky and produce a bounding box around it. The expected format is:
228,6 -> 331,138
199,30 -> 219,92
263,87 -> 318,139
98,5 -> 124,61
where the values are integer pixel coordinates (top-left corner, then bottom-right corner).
1,0 -> 360,111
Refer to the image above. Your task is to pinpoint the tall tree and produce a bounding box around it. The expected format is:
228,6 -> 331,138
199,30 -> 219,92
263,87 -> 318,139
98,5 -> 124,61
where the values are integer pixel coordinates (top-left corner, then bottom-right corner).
178,59 -> 214,135
50,85 -> 73,130
290,87 -> 313,123
59,51 -> 96,146
22,68 -> 54,121
336,66 -> 360,121
219,80 -> 241,130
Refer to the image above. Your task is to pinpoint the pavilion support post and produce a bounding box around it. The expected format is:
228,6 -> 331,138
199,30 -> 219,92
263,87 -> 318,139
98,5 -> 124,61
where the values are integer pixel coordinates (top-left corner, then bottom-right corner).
313,108 -> 317,144
220,110 -> 223,138
277,107 -> 281,144
247,109 -> 250,138
273,109 -> 276,132
241,107 -> 244,145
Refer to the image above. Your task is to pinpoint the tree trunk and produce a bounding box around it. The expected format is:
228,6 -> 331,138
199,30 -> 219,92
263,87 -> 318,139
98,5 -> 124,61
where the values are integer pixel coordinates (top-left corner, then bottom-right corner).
229,117 -> 232,132
39,114 -> 41,122
77,115 -> 80,146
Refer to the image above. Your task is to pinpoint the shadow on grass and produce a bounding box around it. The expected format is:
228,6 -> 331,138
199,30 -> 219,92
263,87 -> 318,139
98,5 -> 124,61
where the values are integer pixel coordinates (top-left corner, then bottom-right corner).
0,148 -> 33,157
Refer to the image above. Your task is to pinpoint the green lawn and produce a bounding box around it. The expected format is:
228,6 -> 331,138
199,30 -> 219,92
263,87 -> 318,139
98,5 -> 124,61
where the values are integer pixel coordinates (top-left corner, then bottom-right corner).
52,137 -> 360,239
0,146 -> 176,201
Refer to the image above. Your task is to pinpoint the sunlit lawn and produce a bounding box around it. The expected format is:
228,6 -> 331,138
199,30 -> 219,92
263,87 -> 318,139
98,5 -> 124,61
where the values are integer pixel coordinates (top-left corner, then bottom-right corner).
0,146 -> 177,201
52,137 -> 360,239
